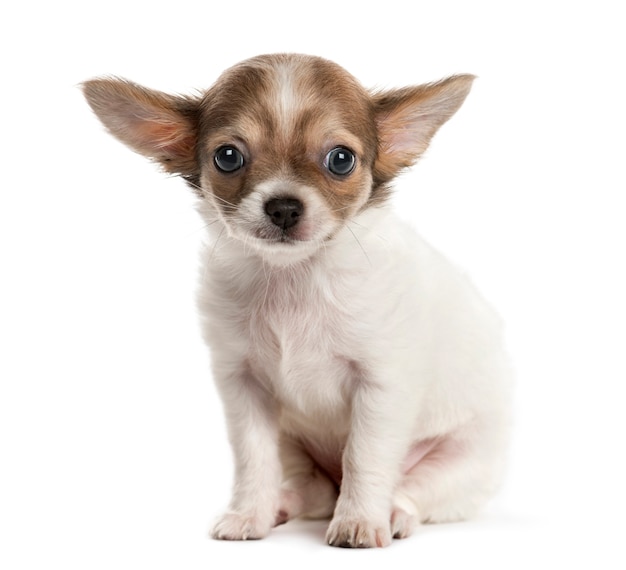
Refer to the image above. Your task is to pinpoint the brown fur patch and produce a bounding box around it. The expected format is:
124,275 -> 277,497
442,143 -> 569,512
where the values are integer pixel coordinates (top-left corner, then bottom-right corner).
198,55 -> 380,218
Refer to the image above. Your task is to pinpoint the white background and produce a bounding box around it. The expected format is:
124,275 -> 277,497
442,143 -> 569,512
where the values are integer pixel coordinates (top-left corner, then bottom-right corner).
1,1 -> 625,568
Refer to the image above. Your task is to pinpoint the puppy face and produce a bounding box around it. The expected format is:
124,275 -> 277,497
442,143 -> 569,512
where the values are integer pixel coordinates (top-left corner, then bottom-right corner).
83,54 -> 474,262
197,55 -> 378,257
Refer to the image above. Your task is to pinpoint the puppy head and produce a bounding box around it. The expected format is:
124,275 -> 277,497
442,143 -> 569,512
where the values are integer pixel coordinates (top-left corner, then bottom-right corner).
83,54 -> 473,264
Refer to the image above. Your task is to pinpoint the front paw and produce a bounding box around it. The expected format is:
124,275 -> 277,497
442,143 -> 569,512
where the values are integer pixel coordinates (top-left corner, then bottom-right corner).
326,515 -> 392,548
211,511 -> 272,541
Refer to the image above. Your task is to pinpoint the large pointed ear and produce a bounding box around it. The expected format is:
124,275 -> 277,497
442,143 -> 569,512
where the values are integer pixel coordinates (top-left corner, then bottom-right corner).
373,74 -> 475,181
82,78 -> 200,178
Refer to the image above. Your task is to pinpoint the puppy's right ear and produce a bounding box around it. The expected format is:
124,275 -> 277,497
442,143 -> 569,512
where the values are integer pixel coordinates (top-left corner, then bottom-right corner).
82,78 -> 200,179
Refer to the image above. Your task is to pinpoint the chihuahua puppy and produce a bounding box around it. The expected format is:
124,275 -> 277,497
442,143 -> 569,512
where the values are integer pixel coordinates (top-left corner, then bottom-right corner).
83,54 -> 511,548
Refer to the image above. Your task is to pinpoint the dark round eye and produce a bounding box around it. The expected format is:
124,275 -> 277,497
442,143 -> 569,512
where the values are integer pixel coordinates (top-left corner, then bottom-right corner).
214,146 -> 244,173
325,147 -> 356,176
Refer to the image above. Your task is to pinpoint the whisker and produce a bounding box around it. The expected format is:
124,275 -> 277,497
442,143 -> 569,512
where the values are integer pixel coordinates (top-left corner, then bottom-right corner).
330,204 -> 355,214
180,177 -> 205,195
181,218 -> 221,238
172,176 -> 239,210
242,232 -> 251,256
261,257 -> 271,309
209,193 -> 239,209
348,220 -> 390,243
346,225 -> 372,267
208,199 -> 236,207
208,227 -> 226,263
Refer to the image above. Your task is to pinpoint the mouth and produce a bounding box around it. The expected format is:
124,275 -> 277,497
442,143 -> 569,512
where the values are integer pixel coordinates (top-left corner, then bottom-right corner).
277,234 -> 297,244
233,226 -> 325,265
238,221 -> 335,262
255,228 -> 303,244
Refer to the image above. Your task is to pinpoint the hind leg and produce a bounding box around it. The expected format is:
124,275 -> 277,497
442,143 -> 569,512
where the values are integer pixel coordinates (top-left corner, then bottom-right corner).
391,423 -> 507,538
275,435 -> 338,526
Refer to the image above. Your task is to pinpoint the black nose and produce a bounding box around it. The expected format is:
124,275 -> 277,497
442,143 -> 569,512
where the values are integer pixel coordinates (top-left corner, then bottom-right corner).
264,198 -> 303,230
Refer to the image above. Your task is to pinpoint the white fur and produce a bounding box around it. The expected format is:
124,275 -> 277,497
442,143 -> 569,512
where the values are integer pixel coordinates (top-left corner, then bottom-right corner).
276,61 -> 299,134
198,199 -> 512,546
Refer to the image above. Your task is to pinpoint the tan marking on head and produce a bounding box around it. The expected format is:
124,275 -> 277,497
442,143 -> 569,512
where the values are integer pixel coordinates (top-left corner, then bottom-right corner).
199,54 -> 378,219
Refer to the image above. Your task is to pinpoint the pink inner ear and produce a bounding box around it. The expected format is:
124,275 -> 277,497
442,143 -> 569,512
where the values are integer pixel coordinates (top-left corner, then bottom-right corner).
386,125 -> 423,155
381,109 -> 437,158
126,116 -> 195,160
134,117 -> 195,159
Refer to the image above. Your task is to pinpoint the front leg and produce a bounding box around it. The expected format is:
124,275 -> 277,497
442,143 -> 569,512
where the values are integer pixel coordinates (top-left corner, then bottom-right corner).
211,364 -> 281,541
326,373 -> 416,548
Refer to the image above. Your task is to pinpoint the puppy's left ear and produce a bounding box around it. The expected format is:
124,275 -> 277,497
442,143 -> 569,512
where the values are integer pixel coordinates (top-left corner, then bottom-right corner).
82,78 -> 200,179
373,74 -> 474,181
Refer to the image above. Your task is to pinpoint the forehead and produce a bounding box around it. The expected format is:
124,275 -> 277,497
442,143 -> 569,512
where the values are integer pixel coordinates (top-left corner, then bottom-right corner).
199,55 -> 375,155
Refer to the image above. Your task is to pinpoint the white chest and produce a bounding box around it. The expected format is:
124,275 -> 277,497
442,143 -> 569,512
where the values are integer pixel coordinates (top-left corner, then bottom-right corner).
245,268 -> 359,420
